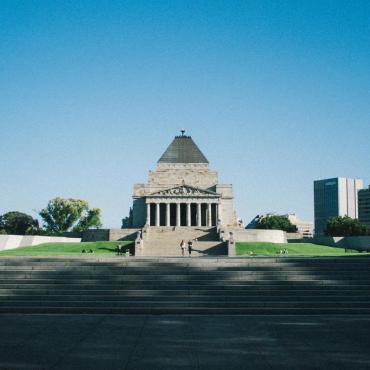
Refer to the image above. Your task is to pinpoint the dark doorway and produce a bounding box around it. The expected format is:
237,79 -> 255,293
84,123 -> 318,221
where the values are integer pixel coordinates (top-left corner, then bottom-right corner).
191,204 -> 197,226
201,204 -> 207,226
160,203 -> 166,226
211,204 -> 217,226
150,204 -> 156,226
180,203 -> 187,226
170,203 -> 177,226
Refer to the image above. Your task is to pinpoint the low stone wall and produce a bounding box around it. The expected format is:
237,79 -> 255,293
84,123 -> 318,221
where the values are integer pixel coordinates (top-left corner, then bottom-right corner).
230,229 -> 287,244
305,236 -> 370,251
80,229 -> 110,242
64,229 -> 141,242
227,229 -> 287,256
286,232 -> 303,240
0,235 -> 81,251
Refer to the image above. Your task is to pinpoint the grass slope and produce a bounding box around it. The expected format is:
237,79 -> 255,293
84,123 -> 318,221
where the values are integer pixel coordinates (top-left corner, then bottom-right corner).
235,242 -> 366,257
0,241 -> 134,256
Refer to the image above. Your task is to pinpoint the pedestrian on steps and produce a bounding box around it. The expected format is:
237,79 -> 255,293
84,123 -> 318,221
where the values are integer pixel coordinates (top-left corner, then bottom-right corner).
188,240 -> 193,257
180,240 -> 185,256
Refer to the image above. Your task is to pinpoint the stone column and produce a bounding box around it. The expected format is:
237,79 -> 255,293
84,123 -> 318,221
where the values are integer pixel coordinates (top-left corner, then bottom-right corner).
156,203 -> 160,227
166,203 -> 170,227
176,203 -> 181,227
207,203 -> 212,227
146,203 -> 150,226
186,203 -> 191,227
197,203 -> 202,227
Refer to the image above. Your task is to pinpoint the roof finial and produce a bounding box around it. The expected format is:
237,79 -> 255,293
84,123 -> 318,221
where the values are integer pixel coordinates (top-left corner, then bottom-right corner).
180,129 -> 185,136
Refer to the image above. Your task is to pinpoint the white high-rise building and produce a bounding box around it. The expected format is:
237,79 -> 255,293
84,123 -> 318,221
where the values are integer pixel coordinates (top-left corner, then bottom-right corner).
314,177 -> 363,236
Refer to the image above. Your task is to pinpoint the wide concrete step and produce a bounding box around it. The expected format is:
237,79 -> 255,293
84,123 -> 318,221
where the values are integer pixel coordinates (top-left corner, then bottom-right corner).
1,256 -> 370,263
0,265 -> 370,276
1,260 -> 370,268
1,276 -> 369,285
0,257 -> 369,315
1,300 -> 370,309
1,275 -> 370,283
0,306 -> 369,315
2,284 -> 370,295
1,268 -> 369,276
141,242 -> 227,257
1,288 -> 369,295
1,295 -> 370,302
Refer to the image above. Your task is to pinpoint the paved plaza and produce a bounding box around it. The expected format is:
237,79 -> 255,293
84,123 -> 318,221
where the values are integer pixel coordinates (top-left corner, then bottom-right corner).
1,314 -> 370,369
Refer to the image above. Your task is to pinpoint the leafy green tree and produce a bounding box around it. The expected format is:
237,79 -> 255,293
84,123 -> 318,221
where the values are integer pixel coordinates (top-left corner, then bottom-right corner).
0,211 -> 39,235
73,208 -> 102,232
39,197 -> 102,234
325,216 -> 369,236
256,215 -> 297,233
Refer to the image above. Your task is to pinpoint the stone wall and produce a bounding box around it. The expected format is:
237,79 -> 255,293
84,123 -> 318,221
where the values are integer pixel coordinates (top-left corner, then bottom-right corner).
227,229 -> 287,243
0,235 -> 81,251
79,229 -> 110,242
108,228 -> 141,241
65,229 -> 141,242
132,197 -> 146,228
286,232 -> 305,240
147,163 -> 219,190
227,229 -> 287,256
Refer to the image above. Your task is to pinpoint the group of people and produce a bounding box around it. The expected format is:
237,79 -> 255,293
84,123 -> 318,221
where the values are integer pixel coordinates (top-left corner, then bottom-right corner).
279,248 -> 289,255
179,239 -> 196,256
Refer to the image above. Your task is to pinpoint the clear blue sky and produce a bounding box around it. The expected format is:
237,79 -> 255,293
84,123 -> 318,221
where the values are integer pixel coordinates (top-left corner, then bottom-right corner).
1,0 -> 369,227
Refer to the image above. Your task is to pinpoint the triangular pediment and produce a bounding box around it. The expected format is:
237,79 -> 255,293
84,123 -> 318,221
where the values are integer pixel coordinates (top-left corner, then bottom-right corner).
149,185 -> 219,197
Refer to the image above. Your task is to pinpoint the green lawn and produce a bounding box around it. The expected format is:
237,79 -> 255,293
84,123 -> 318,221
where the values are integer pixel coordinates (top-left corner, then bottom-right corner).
235,242 -> 367,257
0,241 -> 134,256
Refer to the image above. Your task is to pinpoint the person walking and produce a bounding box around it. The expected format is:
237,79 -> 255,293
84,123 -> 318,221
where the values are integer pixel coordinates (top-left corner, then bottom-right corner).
180,240 -> 185,257
188,239 -> 193,257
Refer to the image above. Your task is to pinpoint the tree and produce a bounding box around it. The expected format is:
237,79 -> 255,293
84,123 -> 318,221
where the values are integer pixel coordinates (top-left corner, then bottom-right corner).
72,208 -> 102,232
325,216 -> 369,237
256,215 -> 297,233
39,197 -> 102,234
0,211 -> 39,235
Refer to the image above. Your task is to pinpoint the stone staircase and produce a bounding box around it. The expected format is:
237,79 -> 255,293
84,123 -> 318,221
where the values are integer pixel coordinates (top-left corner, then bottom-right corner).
0,256 -> 370,314
142,227 -> 227,256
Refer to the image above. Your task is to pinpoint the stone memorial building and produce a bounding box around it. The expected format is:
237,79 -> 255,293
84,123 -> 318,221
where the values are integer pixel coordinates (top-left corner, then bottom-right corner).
130,132 -> 236,229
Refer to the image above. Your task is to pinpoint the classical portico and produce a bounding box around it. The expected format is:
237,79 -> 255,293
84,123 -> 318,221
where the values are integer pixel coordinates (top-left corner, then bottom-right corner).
145,185 -> 219,227
129,133 -> 237,228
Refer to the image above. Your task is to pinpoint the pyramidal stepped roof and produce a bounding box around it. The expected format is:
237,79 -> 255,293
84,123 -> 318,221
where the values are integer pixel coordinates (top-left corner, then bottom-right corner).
158,135 -> 209,164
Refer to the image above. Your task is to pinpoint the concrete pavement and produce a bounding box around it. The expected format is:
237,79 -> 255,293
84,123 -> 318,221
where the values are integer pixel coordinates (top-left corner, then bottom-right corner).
0,314 -> 370,369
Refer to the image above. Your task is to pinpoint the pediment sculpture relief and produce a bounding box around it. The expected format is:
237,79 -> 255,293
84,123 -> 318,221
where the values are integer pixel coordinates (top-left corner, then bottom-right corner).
152,185 -> 217,197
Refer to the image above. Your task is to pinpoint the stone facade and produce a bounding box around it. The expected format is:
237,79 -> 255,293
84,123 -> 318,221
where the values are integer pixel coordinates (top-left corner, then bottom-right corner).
130,134 -> 237,228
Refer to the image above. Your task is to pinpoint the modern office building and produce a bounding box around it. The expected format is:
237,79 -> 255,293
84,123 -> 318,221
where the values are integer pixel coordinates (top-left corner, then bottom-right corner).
358,185 -> 370,226
314,177 -> 363,236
